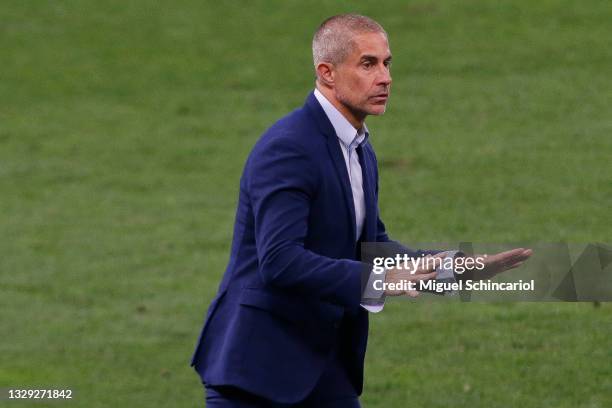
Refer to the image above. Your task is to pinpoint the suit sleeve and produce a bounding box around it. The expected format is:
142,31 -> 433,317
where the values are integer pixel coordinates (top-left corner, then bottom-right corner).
247,136 -> 367,310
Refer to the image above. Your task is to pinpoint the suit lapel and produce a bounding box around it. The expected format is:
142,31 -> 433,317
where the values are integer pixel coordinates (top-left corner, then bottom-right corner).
305,92 -> 357,241
325,136 -> 357,240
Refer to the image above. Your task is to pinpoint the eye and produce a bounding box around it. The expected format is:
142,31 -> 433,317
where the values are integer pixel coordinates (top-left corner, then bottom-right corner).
362,61 -> 373,69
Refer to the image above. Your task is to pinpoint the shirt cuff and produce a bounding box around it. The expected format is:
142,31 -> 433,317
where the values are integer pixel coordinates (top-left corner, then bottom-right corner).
435,250 -> 464,295
360,266 -> 387,313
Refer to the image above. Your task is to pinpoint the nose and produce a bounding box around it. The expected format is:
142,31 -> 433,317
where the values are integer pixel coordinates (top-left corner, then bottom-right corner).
377,65 -> 392,87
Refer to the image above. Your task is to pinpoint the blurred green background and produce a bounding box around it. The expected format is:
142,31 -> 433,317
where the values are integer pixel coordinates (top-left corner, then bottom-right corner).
1,0 -> 610,407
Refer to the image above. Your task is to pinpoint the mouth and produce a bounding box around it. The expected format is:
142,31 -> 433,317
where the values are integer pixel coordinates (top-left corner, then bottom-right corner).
370,93 -> 389,103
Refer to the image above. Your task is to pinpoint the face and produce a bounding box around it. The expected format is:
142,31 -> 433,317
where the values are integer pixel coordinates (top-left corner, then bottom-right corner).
333,32 -> 392,122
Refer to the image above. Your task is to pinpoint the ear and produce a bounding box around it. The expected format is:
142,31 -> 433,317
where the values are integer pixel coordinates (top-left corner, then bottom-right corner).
315,62 -> 335,87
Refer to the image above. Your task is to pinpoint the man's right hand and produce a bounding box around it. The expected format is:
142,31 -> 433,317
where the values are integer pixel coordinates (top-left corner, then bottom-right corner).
384,255 -> 440,297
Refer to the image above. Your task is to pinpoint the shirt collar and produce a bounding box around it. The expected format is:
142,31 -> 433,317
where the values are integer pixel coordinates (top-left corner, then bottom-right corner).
314,88 -> 369,149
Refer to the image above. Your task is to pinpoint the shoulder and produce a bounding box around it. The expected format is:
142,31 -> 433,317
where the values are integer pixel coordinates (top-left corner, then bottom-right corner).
248,105 -> 325,164
243,106 -> 324,190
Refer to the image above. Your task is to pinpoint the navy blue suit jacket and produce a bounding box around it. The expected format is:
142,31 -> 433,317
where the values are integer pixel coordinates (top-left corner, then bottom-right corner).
190,92 -> 430,403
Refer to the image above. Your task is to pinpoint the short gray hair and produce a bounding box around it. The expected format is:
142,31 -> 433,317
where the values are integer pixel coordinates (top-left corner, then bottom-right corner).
312,14 -> 387,68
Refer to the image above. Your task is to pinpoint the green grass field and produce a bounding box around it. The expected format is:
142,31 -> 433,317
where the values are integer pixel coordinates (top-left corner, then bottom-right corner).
1,1 -> 611,407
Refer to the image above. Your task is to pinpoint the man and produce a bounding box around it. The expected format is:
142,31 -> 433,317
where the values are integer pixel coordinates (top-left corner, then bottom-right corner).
190,14 -> 531,407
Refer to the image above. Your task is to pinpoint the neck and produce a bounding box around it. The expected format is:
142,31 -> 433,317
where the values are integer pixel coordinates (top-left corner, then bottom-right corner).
316,82 -> 365,129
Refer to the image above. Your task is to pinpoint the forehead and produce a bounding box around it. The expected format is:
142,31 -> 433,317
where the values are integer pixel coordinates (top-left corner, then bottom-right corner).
350,32 -> 391,58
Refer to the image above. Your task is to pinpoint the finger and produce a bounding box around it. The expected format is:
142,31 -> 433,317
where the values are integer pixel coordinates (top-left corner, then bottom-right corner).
406,290 -> 420,298
421,255 -> 444,272
412,271 -> 438,281
488,248 -> 526,262
505,261 -> 524,270
489,248 -> 531,266
408,259 -> 436,274
413,262 -> 438,274
502,251 -> 532,266
509,248 -> 532,261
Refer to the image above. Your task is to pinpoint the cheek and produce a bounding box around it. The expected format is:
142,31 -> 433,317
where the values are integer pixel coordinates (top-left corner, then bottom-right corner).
336,72 -> 370,103
345,76 -> 368,98
357,75 -> 374,95
337,78 -> 357,100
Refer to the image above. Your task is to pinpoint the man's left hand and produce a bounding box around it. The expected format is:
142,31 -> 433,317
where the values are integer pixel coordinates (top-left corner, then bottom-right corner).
458,248 -> 533,280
